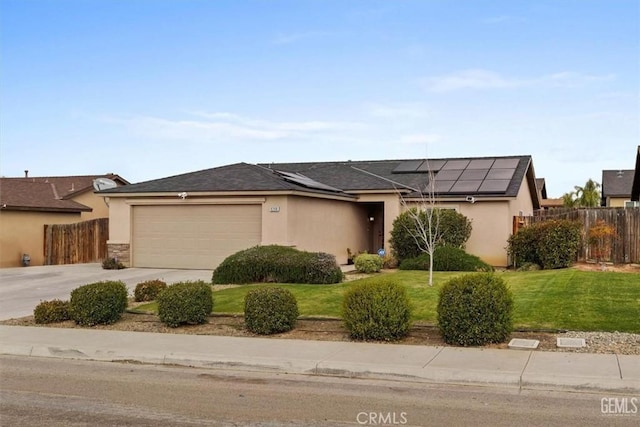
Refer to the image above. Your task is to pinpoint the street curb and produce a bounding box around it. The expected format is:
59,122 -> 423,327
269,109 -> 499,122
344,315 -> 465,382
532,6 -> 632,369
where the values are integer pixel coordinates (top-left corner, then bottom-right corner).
2,344 -> 638,394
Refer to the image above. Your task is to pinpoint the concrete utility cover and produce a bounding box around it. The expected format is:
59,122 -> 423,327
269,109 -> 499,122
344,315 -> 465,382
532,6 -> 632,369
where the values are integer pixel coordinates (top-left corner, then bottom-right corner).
508,339 -> 540,350
557,338 -> 586,348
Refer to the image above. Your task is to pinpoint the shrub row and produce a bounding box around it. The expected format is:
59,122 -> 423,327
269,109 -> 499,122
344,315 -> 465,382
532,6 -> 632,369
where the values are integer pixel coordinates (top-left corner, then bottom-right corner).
508,220 -> 581,269
399,246 -> 493,272
212,245 -> 343,285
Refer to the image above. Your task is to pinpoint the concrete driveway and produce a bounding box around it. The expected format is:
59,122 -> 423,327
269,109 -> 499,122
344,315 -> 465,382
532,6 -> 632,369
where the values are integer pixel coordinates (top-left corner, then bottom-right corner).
0,263 -> 213,321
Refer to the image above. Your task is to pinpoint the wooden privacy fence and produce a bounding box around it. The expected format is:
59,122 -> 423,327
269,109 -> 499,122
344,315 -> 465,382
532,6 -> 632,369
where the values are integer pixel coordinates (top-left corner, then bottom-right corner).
513,208 -> 640,264
44,218 -> 109,265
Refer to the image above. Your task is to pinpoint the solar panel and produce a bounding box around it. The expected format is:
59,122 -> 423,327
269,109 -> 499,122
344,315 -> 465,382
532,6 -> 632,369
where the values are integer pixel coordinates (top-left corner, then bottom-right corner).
478,180 -> 510,193
451,180 -> 482,192
460,169 -> 489,180
492,158 -> 520,169
417,159 -> 446,172
392,160 -> 425,173
467,159 -> 495,169
433,180 -> 455,192
441,160 -> 470,170
275,171 -> 343,193
486,168 -> 515,180
434,169 -> 463,181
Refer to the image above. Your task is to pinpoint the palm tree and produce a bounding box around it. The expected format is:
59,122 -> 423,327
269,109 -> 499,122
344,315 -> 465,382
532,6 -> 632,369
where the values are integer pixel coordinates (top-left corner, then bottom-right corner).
574,179 -> 601,207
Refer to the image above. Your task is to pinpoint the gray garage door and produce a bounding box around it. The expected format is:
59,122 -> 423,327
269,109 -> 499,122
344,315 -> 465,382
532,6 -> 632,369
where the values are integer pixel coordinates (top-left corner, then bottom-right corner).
132,204 -> 262,269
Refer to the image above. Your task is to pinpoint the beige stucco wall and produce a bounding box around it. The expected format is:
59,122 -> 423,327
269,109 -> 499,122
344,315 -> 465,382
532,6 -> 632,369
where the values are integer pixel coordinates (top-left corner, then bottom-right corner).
286,196 -> 369,264
72,191 -> 109,220
607,197 -> 628,207
0,211 -> 82,268
458,201 -> 511,267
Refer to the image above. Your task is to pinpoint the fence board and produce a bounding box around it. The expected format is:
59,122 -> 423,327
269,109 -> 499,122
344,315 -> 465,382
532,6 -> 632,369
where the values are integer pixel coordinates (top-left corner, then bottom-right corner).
514,208 -> 640,264
44,218 -> 109,265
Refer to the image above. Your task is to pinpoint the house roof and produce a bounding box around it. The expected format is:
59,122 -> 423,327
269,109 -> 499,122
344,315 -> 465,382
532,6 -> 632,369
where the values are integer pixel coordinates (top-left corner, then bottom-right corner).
102,155 -> 538,206
601,169 -> 635,198
632,146 -> 640,202
0,174 -> 128,213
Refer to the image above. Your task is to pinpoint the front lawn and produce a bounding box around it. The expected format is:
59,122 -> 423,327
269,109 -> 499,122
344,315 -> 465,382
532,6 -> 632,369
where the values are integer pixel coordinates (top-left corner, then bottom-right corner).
136,269 -> 640,333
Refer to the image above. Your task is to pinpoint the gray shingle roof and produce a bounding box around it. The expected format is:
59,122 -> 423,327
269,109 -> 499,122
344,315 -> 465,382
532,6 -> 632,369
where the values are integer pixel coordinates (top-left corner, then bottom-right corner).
601,169 -> 634,198
632,146 -> 640,202
103,156 -> 534,202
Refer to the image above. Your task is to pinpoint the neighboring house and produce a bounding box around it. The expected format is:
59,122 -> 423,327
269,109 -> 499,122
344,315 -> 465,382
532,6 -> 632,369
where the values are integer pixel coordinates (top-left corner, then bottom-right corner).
601,169 -> 638,208
101,156 -> 539,269
535,178 -> 563,209
0,173 -> 128,267
632,146 -> 640,202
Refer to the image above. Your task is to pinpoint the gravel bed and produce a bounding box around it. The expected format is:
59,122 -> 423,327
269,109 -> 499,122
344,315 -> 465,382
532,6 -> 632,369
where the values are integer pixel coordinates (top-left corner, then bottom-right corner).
557,331 -> 640,355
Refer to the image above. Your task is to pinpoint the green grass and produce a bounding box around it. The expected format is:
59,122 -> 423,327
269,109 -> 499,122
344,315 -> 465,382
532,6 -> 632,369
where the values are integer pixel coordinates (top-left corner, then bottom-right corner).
136,269 -> 640,333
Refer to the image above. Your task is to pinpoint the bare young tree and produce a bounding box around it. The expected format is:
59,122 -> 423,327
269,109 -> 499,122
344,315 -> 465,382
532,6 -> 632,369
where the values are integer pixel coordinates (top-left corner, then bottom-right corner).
398,167 -> 441,286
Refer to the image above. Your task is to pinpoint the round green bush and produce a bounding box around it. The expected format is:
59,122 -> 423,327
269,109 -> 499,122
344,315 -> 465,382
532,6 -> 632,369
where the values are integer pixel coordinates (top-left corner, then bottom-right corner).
508,220 -> 581,269
390,208 -> 472,261
399,246 -> 493,272
134,279 -> 168,302
34,299 -> 70,324
342,280 -> 411,341
437,273 -> 513,346
354,253 -> 384,273
244,287 -> 299,335
212,245 -> 343,284
69,281 -> 128,326
158,281 -> 213,328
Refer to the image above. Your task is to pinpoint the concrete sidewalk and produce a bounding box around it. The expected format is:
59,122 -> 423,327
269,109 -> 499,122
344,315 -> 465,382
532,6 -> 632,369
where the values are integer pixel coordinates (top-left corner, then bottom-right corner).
1,325 -> 638,394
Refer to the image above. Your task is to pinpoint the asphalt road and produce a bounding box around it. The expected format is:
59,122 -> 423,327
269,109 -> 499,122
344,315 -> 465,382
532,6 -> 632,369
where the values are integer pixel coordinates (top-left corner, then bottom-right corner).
1,356 -> 637,426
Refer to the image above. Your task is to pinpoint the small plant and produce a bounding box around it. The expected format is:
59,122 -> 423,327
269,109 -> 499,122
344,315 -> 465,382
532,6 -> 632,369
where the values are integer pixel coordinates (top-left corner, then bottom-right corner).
69,281 -> 128,326
437,273 -> 513,346
354,253 -> 384,273
342,279 -> 411,341
102,257 -> 125,270
382,254 -> 399,269
158,281 -> 213,327
134,279 -> 168,302
244,287 -> 299,335
588,220 -> 617,264
33,299 -> 70,324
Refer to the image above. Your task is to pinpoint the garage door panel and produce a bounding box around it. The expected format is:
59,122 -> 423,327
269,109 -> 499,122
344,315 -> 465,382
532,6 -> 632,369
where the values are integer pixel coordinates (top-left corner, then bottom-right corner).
132,205 -> 261,269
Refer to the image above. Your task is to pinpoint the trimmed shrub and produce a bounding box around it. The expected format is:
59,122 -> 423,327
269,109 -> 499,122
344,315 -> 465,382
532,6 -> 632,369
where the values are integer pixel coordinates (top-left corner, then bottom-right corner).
508,220 -> 581,269
102,257 -> 125,270
158,281 -> 213,327
354,253 -> 384,273
437,273 -> 513,346
399,246 -> 493,272
342,280 -> 411,341
69,281 -> 128,326
212,245 -> 343,285
244,287 -> 299,335
134,279 -> 168,302
390,208 -> 472,261
33,299 -> 70,324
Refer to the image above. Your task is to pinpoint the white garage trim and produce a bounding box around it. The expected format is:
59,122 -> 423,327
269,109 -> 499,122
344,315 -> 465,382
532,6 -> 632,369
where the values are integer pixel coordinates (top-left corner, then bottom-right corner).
132,204 -> 262,269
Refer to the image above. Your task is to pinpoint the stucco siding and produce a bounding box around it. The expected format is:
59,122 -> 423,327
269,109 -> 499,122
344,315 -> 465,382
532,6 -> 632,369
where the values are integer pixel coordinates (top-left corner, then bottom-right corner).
0,211 -> 82,267
287,196 -> 369,264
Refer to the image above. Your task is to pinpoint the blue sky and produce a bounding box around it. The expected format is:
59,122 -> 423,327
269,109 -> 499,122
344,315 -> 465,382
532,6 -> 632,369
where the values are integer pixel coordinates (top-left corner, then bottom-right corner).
1,0 -> 638,197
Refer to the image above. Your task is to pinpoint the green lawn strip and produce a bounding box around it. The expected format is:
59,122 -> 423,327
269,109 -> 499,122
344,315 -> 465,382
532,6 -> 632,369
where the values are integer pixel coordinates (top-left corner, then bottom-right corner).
134,269 -> 640,333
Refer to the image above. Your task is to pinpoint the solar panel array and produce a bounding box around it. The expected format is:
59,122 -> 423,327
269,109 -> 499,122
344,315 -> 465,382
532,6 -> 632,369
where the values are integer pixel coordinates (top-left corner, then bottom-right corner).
392,158 -> 521,194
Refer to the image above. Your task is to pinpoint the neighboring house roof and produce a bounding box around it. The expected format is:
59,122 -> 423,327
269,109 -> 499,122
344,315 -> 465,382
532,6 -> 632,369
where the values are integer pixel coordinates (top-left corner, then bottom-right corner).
540,198 -> 564,208
102,155 -> 539,207
601,169 -> 635,202
0,174 -> 128,213
632,146 -> 640,202
535,178 -> 548,199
